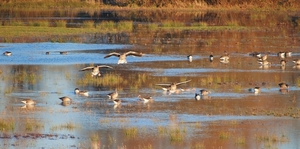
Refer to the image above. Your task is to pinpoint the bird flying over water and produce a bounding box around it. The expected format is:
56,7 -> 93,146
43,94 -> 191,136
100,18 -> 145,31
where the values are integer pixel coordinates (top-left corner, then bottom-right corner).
104,51 -> 144,64
80,65 -> 113,77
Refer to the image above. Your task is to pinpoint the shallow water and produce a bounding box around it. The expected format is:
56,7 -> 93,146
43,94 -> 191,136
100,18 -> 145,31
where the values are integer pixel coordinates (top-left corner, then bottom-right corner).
1,10 -> 300,149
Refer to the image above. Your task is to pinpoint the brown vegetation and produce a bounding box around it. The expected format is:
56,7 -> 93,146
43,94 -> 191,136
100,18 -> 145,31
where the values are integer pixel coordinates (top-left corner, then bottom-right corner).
0,0 -> 299,9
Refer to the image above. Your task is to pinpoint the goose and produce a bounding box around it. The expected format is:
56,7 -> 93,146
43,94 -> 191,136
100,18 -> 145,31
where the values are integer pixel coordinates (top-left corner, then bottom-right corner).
60,51 -> 68,55
113,99 -> 121,105
280,60 -> 287,66
156,80 -> 191,93
104,51 -> 144,64
249,52 -> 261,58
21,99 -> 36,105
80,65 -> 113,77
258,60 -> 271,66
285,52 -> 292,57
74,88 -> 89,96
253,87 -> 260,94
258,54 -> 268,61
187,55 -> 192,62
107,89 -> 118,99
199,89 -> 211,96
220,51 -> 229,61
138,95 -> 153,103
59,96 -> 72,102
3,51 -> 12,56
293,59 -> 300,65
278,83 -> 289,90
278,52 -> 285,59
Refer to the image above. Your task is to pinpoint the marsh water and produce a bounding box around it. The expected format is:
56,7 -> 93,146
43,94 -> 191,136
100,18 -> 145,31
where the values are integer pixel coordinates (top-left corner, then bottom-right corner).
0,9 -> 300,148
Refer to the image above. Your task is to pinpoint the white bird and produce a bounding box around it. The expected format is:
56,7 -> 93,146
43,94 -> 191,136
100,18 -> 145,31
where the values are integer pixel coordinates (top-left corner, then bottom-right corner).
104,51 -> 144,64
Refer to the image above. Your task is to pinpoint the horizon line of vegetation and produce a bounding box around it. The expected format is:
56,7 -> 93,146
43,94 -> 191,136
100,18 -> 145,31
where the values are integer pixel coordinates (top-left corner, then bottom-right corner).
0,0 -> 299,10
0,20 -> 248,43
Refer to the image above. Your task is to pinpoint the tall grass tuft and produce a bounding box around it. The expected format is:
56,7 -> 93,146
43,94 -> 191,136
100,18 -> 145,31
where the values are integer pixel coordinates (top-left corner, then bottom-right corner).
55,20 -> 67,27
96,21 -> 115,30
0,118 -> 15,132
82,20 -> 95,28
116,21 -> 133,31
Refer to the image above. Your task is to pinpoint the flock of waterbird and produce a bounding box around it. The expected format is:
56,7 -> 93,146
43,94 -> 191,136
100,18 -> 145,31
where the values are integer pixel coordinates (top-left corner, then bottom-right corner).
2,49 -> 299,107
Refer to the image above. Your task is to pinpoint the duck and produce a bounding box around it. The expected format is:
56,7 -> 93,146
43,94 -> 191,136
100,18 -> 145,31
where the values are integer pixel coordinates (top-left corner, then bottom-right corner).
258,60 -> 271,66
278,52 -> 286,59
59,96 -> 72,102
21,99 -> 36,105
278,83 -> 289,90
60,51 -> 68,55
74,88 -> 89,96
195,93 -> 201,100
199,89 -> 211,96
113,99 -> 121,105
107,89 -> 118,99
258,54 -> 268,61
249,52 -> 261,58
253,87 -> 260,94
292,59 -> 300,65
156,80 -> 191,93
209,53 -> 214,62
280,60 -> 287,67
45,52 -> 50,55
285,52 -> 292,57
220,51 -> 229,61
80,65 -> 113,77
104,51 -> 144,64
138,95 -> 153,103
187,55 -> 192,62
3,51 -> 12,56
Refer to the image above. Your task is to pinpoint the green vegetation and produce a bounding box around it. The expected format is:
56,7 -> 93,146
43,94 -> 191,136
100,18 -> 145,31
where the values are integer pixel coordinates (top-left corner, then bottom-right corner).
51,122 -> 80,131
124,127 -> 138,138
25,119 -> 44,131
0,118 -> 15,132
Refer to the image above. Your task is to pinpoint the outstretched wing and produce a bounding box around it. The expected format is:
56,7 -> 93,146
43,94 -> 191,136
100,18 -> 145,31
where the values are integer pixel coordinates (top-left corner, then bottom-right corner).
97,65 -> 113,69
175,80 -> 191,86
80,66 -> 95,71
124,51 -> 144,57
104,52 -> 121,58
155,83 -> 171,87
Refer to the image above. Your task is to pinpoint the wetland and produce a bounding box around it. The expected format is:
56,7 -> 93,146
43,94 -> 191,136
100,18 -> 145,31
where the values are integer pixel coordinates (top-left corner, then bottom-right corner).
0,8 -> 300,149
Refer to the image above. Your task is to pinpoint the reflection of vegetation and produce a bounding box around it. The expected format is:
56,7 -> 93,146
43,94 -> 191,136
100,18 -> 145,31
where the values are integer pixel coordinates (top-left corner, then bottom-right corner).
169,128 -> 186,142
0,118 -> 15,132
124,127 -> 138,138
90,133 -> 100,142
219,131 -> 230,139
51,122 -> 80,131
255,133 -> 289,143
77,73 -> 124,86
235,137 -> 246,145
25,119 -> 44,131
